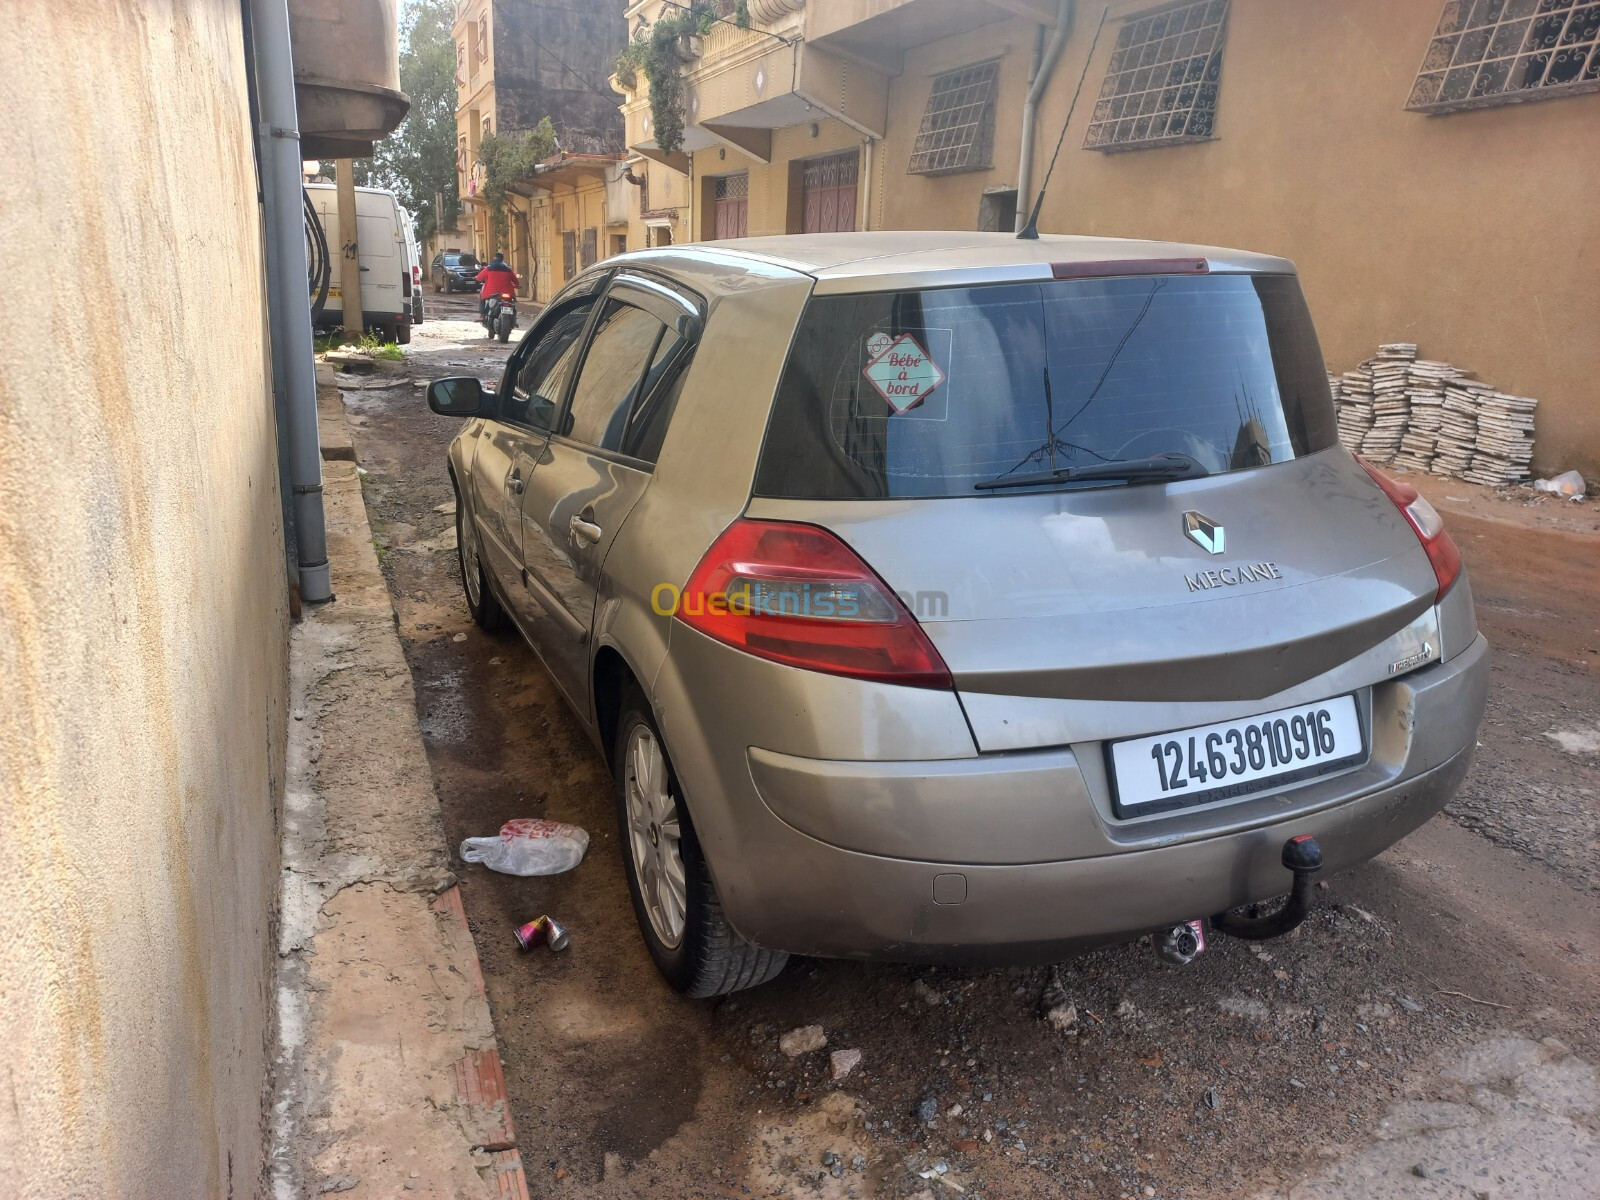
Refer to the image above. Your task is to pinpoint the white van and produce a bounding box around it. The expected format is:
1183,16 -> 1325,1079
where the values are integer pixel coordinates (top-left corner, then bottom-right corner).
305,183 -> 413,344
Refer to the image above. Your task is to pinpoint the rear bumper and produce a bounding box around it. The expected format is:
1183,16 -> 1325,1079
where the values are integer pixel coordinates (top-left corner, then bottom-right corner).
658,632 -> 1489,963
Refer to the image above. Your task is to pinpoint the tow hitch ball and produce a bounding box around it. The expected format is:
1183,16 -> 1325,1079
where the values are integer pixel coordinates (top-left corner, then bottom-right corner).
1154,835 -> 1324,964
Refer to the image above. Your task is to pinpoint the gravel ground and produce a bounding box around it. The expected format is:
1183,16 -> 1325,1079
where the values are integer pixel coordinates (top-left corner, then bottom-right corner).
334,297 -> 1599,1199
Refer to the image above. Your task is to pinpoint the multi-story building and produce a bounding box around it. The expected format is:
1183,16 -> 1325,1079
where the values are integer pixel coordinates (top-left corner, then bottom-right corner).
453,0 -> 630,299
617,0 -> 1599,476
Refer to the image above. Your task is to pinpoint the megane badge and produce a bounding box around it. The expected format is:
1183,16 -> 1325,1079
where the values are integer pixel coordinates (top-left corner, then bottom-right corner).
1182,511 -> 1225,555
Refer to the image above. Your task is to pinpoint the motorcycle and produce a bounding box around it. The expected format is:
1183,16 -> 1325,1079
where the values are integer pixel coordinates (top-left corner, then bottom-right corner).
483,291 -> 517,343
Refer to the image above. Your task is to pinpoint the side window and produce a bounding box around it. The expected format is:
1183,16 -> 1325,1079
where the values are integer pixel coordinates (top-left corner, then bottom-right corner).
563,300 -> 667,450
621,334 -> 694,465
506,297 -> 596,430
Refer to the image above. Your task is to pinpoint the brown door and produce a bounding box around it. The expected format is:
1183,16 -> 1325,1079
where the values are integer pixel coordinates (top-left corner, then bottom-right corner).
713,173 -> 749,239
581,228 -> 598,268
562,231 -> 576,281
802,151 -> 858,234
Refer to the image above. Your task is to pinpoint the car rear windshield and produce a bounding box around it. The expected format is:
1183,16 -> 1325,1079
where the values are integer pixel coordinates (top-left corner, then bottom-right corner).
753,273 -> 1338,499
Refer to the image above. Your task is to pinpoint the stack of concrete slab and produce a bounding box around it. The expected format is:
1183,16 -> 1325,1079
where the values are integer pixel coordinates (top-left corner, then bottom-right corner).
1461,390 -> 1538,486
1360,344 -> 1417,462
1391,359 -> 1465,473
1327,342 -> 1539,485
1336,361 -> 1376,452
1433,379 -> 1492,478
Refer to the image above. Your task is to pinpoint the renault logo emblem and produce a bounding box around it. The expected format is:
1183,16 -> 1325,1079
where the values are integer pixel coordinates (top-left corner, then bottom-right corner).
1182,511 -> 1225,555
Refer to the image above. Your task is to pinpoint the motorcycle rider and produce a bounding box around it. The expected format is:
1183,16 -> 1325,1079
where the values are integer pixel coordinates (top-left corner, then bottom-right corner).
474,252 -> 519,320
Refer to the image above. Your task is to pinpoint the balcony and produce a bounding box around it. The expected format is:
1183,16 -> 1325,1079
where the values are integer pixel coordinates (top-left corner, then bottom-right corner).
805,0 -> 1060,74
622,0 -> 1061,166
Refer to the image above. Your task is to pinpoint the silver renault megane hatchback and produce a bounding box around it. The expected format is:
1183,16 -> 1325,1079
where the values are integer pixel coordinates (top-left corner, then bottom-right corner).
427,232 -> 1489,996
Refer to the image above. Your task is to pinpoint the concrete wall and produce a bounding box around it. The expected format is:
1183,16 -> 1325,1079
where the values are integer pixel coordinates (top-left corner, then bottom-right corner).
0,2 -> 287,1195
492,0 -> 626,151
875,0 -> 1600,477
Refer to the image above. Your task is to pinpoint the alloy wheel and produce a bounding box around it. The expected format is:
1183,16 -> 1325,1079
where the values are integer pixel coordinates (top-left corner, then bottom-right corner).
624,723 -> 686,948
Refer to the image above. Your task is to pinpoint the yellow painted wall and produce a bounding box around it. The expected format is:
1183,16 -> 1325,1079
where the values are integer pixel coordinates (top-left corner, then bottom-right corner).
690,116 -> 868,239
876,0 -> 1600,476
526,174 -> 616,302
0,2 -> 287,1193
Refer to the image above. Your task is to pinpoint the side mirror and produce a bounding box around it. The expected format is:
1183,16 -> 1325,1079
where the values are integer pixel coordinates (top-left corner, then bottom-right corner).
427,376 -> 489,417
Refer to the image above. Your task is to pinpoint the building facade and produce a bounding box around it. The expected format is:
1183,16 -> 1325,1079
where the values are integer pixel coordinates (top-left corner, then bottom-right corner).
454,0 -> 630,299
618,0 -> 1600,476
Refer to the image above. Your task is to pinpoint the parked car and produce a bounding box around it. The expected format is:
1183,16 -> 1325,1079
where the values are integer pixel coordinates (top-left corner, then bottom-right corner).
431,250 -> 480,293
426,233 -> 1490,997
304,182 -> 412,344
399,205 -> 424,326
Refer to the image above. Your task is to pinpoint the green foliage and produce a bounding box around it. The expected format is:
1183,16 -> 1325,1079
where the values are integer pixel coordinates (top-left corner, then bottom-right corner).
355,0 -> 459,241
613,1 -> 752,158
314,330 -> 405,357
479,118 -> 557,251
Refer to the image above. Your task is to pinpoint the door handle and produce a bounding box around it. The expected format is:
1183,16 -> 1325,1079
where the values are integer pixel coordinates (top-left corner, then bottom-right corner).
570,515 -> 603,545
507,473 -> 525,495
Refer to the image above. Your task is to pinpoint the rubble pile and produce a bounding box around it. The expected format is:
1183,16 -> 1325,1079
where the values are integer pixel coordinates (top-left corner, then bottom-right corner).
1331,343 -> 1538,486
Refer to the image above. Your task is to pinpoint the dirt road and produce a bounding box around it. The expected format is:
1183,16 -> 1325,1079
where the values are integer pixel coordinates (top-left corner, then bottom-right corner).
337,297 -> 1599,1199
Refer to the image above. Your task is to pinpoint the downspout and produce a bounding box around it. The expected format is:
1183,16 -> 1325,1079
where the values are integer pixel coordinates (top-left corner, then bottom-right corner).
1016,0 -> 1075,232
248,0 -> 332,603
859,136 -> 874,231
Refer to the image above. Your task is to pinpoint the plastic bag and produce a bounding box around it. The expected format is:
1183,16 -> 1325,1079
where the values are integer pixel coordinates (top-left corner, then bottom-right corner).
1532,470 -> 1587,499
460,818 -> 589,876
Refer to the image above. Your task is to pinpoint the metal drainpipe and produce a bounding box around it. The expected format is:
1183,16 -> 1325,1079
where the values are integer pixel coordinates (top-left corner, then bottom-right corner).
1016,0 -> 1075,232
249,0 -> 332,603
860,137 -> 874,231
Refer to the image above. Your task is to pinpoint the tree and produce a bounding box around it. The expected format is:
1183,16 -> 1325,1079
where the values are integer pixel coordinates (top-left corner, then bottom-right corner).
479,120 -> 557,251
357,0 -> 459,241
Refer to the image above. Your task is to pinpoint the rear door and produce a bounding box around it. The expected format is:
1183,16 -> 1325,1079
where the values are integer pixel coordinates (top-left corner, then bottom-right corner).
355,192 -> 404,318
745,271 -> 1439,750
517,274 -> 700,706
468,280 -> 604,624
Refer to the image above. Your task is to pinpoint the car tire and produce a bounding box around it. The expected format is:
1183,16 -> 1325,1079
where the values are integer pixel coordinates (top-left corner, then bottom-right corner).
454,486 -> 510,632
396,321 -> 411,346
613,686 -> 788,997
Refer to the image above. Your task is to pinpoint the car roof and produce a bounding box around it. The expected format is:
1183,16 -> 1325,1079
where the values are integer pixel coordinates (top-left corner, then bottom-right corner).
610,231 -> 1294,296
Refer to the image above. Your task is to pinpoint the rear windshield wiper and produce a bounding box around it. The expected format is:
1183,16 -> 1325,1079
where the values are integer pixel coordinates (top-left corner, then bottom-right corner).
974,452 -> 1207,492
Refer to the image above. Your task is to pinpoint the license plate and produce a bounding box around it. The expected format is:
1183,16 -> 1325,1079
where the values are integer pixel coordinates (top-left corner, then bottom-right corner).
1107,695 -> 1364,817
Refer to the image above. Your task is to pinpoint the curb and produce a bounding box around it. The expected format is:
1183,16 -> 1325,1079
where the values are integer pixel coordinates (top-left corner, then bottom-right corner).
268,378 -> 529,1199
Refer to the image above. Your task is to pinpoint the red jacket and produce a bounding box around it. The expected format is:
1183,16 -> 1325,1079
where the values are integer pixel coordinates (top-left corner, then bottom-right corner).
475,264 -> 520,297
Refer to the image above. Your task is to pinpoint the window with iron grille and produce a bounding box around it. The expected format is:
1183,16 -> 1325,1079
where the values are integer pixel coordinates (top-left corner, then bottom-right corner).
714,174 -> 749,200
907,61 -> 1000,176
1407,0 -> 1600,113
1084,0 -> 1228,152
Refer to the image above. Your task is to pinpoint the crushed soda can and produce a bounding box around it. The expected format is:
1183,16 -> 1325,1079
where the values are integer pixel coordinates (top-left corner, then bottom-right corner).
513,914 -> 570,952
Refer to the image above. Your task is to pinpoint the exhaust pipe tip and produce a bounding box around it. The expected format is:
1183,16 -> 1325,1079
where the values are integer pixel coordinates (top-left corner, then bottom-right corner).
1154,919 -> 1206,966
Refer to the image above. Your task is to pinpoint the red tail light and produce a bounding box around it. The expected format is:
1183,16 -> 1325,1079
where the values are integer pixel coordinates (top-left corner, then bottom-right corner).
675,519 -> 952,689
501,291 -> 514,299
1355,457 -> 1462,600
